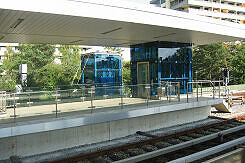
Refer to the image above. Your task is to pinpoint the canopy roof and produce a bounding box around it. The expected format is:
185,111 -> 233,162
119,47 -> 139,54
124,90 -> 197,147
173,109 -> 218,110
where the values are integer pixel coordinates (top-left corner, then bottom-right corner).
0,0 -> 245,46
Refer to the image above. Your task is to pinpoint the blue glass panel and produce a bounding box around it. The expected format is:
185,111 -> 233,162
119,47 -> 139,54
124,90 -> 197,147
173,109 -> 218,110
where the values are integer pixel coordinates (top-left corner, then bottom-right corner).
130,41 -> 192,94
81,53 -> 122,95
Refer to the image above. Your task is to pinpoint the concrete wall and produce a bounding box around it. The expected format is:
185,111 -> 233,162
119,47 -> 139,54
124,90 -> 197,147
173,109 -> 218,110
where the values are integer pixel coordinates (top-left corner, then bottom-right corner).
0,105 -> 210,160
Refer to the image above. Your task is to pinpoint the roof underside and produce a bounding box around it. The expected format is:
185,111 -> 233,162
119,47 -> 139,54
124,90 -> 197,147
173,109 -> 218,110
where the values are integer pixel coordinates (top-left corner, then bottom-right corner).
0,0 -> 245,47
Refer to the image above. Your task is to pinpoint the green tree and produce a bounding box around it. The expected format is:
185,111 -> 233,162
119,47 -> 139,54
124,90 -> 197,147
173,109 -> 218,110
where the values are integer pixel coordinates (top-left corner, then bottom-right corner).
0,44 -> 88,91
122,61 -> 131,85
192,43 -> 231,81
1,44 -> 55,88
193,42 -> 245,85
0,47 -> 21,87
17,44 -> 55,70
58,45 -> 84,85
34,63 -> 67,89
231,44 -> 245,84
0,75 -> 16,91
104,47 -> 124,54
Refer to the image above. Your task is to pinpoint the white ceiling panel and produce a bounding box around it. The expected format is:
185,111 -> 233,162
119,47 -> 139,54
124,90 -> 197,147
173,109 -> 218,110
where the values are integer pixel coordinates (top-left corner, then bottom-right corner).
0,0 -> 244,46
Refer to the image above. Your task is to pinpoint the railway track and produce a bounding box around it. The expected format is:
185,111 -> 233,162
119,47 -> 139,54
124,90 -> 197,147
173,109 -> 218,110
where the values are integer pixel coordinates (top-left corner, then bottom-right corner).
49,117 -> 245,163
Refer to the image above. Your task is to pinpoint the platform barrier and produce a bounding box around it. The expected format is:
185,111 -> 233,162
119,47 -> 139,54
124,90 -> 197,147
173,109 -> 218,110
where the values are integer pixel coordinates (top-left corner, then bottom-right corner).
0,81 -> 223,125
0,91 -> 7,117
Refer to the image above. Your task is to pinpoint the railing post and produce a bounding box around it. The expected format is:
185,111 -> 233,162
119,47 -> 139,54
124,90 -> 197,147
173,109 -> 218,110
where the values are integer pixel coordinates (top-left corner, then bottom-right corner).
213,82 -> 215,99
55,90 -> 58,118
0,91 -> 7,116
10,93 -> 19,118
26,89 -> 33,107
201,82 -> 203,97
145,84 -> 150,108
219,81 -> 221,98
178,82 -> 180,102
166,82 -> 169,102
89,86 -> 95,113
169,83 -> 171,103
91,87 -> 93,112
13,93 -> 16,118
29,91 -> 31,106
14,94 -> 16,118
197,82 -> 199,101
52,89 -> 61,118
119,85 -> 124,109
192,82 -> 194,98
187,82 -> 189,103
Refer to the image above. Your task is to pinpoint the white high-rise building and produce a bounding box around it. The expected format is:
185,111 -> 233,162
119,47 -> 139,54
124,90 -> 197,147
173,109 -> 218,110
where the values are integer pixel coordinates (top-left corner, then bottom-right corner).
150,0 -> 245,24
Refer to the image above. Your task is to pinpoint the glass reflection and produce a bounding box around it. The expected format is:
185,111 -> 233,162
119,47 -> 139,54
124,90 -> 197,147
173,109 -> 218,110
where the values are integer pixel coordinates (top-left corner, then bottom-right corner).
131,42 -> 192,94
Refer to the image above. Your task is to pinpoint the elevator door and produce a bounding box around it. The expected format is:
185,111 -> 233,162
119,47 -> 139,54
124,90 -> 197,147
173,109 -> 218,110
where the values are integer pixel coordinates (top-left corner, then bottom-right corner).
137,62 -> 150,98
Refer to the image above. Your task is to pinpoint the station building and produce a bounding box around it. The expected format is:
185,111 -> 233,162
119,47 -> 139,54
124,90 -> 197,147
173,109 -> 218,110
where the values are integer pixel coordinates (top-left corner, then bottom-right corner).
131,41 -> 192,97
0,0 -> 245,160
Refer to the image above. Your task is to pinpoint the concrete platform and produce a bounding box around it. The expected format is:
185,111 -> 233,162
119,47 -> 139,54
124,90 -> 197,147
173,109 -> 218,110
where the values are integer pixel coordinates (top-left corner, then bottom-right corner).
0,95 -> 202,124
0,97 -> 222,160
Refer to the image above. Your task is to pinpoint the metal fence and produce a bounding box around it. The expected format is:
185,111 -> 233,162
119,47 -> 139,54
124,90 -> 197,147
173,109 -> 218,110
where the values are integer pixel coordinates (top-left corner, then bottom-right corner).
187,80 -> 224,102
0,91 -> 7,116
0,81 -> 222,123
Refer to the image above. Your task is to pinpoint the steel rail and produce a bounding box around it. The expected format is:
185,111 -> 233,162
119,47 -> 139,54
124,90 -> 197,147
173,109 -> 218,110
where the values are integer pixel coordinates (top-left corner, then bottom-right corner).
50,119 -> 237,163
168,136 -> 245,163
114,124 -> 245,163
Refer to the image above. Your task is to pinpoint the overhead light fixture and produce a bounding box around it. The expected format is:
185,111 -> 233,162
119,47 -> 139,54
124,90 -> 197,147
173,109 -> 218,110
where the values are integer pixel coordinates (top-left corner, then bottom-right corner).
153,33 -> 176,39
69,39 -> 83,44
115,42 -> 130,46
0,36 -> 5,40
101,27 -> 122,35
10,18 -> 24,29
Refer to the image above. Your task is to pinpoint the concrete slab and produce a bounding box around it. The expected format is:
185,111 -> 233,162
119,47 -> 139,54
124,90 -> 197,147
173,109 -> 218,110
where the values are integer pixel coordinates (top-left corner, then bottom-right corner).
110,119 -> 129,139
214,99 -> 231,113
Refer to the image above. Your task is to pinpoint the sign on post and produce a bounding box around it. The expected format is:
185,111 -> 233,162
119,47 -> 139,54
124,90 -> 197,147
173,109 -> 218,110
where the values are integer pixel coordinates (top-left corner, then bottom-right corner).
19,64 -> 27,87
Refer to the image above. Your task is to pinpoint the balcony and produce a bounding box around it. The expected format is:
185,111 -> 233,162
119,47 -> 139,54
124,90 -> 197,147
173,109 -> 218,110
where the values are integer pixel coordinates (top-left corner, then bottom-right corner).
190,0 -> 245,12
172,0 -> 245,13
222,0 -> 245,4
189,8 -> 245,20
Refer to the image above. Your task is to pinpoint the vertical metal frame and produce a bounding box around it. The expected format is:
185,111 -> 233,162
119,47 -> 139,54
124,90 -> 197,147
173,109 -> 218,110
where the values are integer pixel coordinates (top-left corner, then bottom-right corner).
136,62 -> 150,85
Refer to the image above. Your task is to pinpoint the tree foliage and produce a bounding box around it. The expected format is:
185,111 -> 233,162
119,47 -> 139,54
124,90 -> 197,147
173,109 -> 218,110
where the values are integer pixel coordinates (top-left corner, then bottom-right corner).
0,44 -> 84,91
122,61 -> 131,85
34,63 -> 66,89
231,45 -> 245,84
192,42 -> 245,84
104,47 -> 124,54
58,45 -> 84,85
0,44 -> 55,90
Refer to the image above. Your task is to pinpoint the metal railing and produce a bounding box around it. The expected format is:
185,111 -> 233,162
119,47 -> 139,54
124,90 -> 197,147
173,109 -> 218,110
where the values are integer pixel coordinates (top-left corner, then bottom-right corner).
187,80 -> 223,103
0,81 -> 222,124
0,91 -> 7,116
